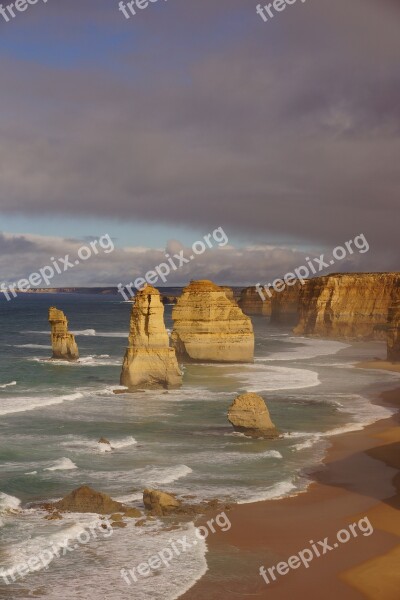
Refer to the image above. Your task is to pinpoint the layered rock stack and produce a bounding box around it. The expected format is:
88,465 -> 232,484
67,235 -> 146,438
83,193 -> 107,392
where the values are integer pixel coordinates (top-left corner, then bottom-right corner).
120,285 -> 182,390
387,299 -> 400,362
294,273 -> 400,340
48,307 -> 79,361
227,392 -> 278,438
171,280 -> 254,362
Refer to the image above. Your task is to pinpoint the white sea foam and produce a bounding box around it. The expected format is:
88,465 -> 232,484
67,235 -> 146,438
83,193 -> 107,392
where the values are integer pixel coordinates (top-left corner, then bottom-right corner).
237,480 -> 297,504
260,450 -> 283,459
0,381 -> 17,388
15,344 -> 51,349
232,364 -> 320,392
0,392 -> 83,416
24,471 -> 38,475
111,436 -> 137,449
257,337 -> 349,362
61,435 -> 138,454
0,492 -> 21,514
1,515 -> 105,579
141,464 -> 193,485
24,329 -> 127,338
19,520 -> 208,600
44,458 -> 78,471
30,355 -> 121,367
293,438 -> 319,451
71,329 -> 96,336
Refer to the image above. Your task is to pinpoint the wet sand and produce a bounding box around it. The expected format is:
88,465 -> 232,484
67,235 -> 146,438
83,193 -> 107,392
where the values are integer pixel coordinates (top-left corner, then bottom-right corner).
181,387 -> 400,600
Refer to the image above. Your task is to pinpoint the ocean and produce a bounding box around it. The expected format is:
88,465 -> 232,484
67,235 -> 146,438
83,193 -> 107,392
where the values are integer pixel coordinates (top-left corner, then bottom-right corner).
0,292 -> 399,599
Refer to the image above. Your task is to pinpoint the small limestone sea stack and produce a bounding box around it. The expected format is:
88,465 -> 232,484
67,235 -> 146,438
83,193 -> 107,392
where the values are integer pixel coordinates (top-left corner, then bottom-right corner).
120,285 -> 182,390
227,392 -> 279,438
171,280 -> 254,362
48,307 -> 79,361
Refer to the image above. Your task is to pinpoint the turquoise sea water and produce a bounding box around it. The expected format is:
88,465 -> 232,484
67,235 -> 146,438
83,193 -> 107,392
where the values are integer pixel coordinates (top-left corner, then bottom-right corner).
0,293 -> 399,599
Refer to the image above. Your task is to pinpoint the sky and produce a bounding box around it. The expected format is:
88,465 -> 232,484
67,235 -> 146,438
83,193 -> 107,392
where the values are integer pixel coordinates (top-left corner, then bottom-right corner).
0,0 -> 399,287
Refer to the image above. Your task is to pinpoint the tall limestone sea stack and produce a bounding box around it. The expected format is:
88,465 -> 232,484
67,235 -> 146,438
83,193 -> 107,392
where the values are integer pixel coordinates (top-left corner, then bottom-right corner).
171,280 -> 254,362
48,307 -> 79,361
120,285 -> 182,390
294,273 -> 400,340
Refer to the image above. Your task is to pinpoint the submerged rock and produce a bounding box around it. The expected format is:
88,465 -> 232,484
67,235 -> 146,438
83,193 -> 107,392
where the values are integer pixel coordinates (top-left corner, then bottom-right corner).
120,285 -> 182,390
48,307 -> 79,361
98,437 -> 111,444
227,392 -> 279,438
171,280 -> 254,363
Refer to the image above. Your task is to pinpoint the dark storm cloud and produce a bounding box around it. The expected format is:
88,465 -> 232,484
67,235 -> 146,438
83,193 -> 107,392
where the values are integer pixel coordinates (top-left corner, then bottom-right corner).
0,0 -> 399,270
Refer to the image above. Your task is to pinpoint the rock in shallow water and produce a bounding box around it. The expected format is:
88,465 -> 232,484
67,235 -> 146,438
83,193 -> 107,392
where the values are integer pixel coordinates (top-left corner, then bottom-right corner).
227,392 -> 279,439
48,306 -> 79,361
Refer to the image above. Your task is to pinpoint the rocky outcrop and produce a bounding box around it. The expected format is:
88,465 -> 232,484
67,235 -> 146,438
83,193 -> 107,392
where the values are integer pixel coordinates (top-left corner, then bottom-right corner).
120,285 -> 182,390
387,299 -> 400,362
227,392 -> 278,438
294,273 -> 400,340
48,307 -> 79,361
52,485 -> 124,514
171,280 -> 254,362
143,489 -> 181,515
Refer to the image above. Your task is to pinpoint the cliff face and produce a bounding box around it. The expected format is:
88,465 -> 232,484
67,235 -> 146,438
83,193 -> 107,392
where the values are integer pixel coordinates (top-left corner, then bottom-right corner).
171,280 -> 254,362
294,273 -> 400,340
239,282 -> 303,323
271,281 -> 304,325
120,286 -> 182,390
238,286 -> 272,316
48,307 -> 79,361
387,298 -> 400,362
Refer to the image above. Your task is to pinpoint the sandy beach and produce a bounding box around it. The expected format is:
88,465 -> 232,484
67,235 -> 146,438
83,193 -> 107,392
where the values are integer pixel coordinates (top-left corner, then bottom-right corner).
181,385 -> 400,600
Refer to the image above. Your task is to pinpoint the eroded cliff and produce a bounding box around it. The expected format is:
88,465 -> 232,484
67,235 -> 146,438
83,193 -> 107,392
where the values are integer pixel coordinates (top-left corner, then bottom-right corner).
294,273 -> 400,340
387,297 -> 400,362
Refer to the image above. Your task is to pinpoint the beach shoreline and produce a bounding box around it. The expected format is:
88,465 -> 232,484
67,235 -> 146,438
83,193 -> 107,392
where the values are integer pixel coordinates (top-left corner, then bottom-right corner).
180,380 -> 400,600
